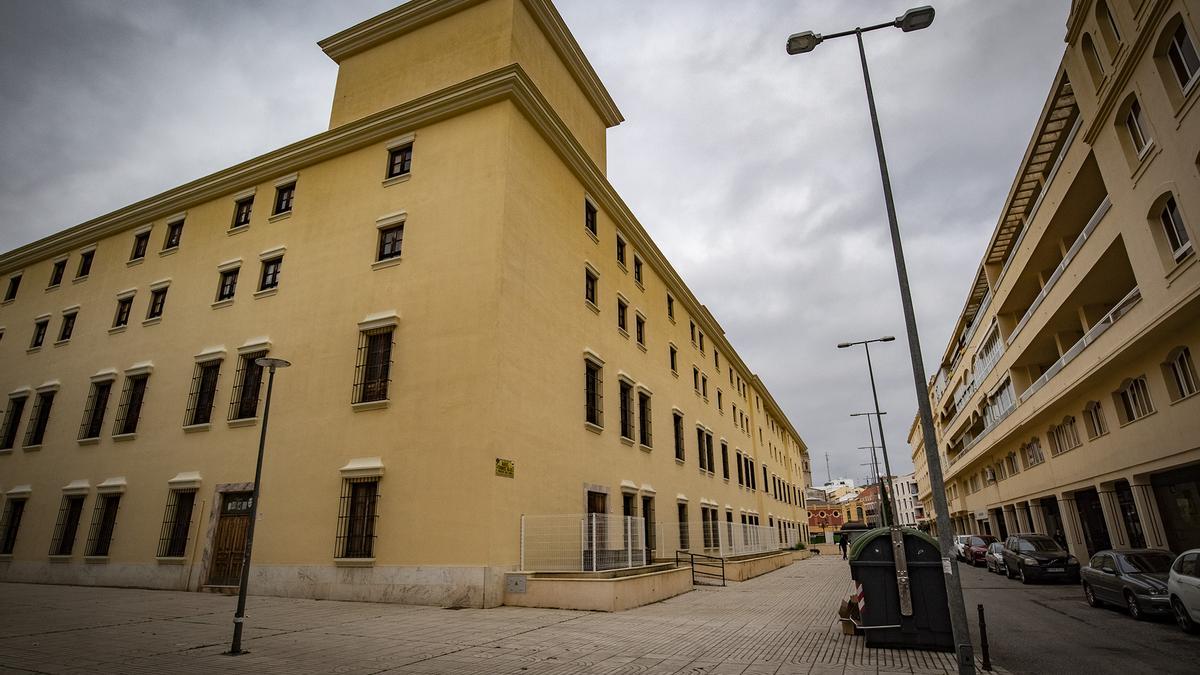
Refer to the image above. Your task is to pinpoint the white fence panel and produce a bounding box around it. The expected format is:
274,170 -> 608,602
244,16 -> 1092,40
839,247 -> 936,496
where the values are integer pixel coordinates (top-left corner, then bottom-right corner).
521,514 -> 647,572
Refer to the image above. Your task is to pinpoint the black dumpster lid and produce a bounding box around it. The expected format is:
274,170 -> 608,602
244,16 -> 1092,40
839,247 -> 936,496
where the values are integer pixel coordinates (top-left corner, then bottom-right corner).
848,526 -> 939,560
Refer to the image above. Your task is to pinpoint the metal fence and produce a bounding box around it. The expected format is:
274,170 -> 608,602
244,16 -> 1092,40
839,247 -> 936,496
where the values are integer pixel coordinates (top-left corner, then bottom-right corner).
653,521 -> 798,559
520,514 -> 647,572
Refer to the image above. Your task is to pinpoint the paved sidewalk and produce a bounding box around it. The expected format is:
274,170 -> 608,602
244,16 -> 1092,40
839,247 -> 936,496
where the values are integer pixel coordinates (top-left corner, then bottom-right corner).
0,556 -> 992,674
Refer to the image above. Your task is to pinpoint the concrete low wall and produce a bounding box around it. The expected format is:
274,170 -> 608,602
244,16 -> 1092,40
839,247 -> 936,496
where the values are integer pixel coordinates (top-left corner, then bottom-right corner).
791,549 -> 817,562
724,550 -> 793,581
503,565 -> 693,611
811,543 -> 841,557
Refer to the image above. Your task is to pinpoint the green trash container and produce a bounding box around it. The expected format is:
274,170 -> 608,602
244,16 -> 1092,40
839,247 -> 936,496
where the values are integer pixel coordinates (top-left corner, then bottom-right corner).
848,526 -> 953,651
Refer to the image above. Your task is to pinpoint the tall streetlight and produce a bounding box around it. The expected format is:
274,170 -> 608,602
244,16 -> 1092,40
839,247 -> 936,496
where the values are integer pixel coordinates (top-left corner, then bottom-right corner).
787,8 -> 976,673
228,356 -> 291,656
841,336 -> 898,525
851,411 -> 892,526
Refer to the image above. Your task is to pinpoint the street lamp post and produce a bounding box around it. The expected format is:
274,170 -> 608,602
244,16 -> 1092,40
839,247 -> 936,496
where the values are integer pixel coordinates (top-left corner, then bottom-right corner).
787,7 -> 976,672
852,410 -> 893,526
842,335 -> 898,523
228,356 -> 291,656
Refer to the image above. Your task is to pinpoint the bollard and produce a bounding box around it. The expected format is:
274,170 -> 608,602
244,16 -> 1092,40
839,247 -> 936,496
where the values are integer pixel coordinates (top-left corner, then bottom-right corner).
977,603 -> 991,671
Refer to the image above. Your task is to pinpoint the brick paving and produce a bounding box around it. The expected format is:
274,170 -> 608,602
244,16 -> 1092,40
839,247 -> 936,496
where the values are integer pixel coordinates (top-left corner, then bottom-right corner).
0,555 -> 997,674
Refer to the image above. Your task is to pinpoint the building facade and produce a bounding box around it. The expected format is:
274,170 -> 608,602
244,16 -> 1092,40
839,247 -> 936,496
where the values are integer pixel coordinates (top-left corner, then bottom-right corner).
910,0 -> 1200,563
0,0 -> 811,607
887,472 -> 923,527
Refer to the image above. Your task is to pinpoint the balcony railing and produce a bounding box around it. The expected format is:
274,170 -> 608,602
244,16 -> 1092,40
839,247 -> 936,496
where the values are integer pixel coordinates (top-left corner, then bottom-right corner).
1007,196 -> 1111,346
1019,286 -> 1141,403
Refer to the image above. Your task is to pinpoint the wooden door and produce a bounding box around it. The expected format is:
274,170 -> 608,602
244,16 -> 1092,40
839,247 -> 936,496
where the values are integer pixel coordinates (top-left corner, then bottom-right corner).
207,492 -> 252,586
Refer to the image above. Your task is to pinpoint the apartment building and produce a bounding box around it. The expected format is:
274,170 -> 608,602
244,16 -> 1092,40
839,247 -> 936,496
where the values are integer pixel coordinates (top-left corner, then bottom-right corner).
0,0 -> 810,607
910,0 -> 1200,563
887,472 -> 923,527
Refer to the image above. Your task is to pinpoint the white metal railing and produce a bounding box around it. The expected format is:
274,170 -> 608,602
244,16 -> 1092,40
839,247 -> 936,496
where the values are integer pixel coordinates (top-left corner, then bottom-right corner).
520,514 -> 647,572
653,521 -> 793,560
1008,196 -> 1111,345
1019,286 -> 1141,403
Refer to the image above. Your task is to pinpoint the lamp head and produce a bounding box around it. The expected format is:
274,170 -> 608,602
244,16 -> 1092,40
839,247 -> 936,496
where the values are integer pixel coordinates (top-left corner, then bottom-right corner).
880,336 -> 896,342
255,357 -> 292,369
895,6 -> 935,32
837,342 -> 852,349
786,30 -> 823,55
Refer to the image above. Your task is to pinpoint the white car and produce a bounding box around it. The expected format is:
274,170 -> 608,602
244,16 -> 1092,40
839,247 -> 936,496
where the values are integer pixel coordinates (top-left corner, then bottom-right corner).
953,535 -> 973,561
1168,548 -> 1200,633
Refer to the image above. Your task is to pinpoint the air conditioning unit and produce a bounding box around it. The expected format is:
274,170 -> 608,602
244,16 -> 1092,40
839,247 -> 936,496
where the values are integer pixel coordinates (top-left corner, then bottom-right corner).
984,468 -> 996,482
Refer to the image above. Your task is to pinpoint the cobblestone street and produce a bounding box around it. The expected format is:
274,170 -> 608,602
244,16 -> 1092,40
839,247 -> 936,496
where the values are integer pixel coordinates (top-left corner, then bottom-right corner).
0,556 -> 994,674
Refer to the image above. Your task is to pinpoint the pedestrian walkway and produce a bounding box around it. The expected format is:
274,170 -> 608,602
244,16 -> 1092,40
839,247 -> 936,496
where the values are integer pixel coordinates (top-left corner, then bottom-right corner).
0,555 -> 996,674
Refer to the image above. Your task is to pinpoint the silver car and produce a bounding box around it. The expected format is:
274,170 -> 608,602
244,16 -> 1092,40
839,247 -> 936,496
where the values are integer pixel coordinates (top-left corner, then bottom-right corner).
1168,548 -> 1200,633
984,542 -> 1007,574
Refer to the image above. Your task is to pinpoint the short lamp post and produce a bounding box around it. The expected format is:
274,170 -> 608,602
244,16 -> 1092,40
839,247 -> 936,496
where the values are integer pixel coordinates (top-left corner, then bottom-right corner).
787,7 -> 976,673
228,356 -> 291,656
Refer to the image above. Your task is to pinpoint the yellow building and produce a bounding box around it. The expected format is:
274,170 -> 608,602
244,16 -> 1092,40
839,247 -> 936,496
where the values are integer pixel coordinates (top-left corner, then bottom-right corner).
911,0 -> 1200,562
0,0 -> 811,607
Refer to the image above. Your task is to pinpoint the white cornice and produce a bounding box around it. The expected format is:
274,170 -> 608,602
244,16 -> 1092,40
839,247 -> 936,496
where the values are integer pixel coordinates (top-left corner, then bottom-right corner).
317,0 -> 622,127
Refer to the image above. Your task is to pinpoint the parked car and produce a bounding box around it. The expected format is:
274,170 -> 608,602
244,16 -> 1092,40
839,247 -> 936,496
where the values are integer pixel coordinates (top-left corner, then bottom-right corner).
1081,549 -> 1174,620
964,535 -> 998,567
1168,548 -> 1200,633
1001,533 -> 1080,584
953,535 -> 974,561
984,542 -> 1007,575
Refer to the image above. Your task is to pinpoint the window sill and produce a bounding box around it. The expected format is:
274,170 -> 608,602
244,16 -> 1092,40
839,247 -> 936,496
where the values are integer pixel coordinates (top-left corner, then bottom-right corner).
48,555 -> 72,563
334,557 -> 375,568
617,263 -> 627,274
0,554 -> 11,561
268,210 -> 292,223
108,325 -> 128,335
26,346 -> 42,354
159,246 -> 179,258
675,458 -> 685,465
0,449 -> 11,456
639,444 -> 652,453
45,284 -> 61,293
53,339 -> 70,348
126,258 -> 145,268
254,287 -> 278,299
142,317 -> 162,327
382,173 -> 411,187
585,228 -> 599,244
371,257 -> 403,271
1169,390 -> 1199,406
1172,74 -> 1200,124
228,417 -> 259,428
1165,247 -> 1196,287
156,556 -> 187,565
352,400 -> 389,412
620,436 -> 635,447
84,556 -> 109,564
22,444 -> 42,452
78,437 -> 100,446
183,423 -> 211,433
637,342 -> 647,353
227,225 -> 250,236
1,299 -> 12,307
113,433 -> 137,442
1118,410 -> 1155,428
634,281 -> 644,292
585,300 -> 599,315
617,327 -> 629,339
584,421 -> 603,434
671,370 -> 679,379
73,275 -> 89,285
211,298 -> 234,310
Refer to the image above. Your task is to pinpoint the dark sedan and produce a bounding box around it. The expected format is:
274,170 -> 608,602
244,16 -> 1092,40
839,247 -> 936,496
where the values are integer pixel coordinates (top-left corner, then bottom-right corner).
1082,549 -> 1175,620
1002,534 -> 1080,583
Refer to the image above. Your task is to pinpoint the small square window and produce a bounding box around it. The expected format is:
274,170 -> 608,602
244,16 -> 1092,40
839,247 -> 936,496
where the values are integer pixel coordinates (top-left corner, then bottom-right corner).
49,259 -> 66,287
216,269 -> 239,302
163,220 -> 184,250
378,223 -> 404,261
3,274 -> 20,302
76,250 -> 94,279
259,257 -> 283,291
130,231 -> 150,261
387,144 -> 413,179
146,288 -> 168,319
113,296 -> 133,328
232,196 -> 254,229
58,313 -> 77,342
273,183 -> 295,215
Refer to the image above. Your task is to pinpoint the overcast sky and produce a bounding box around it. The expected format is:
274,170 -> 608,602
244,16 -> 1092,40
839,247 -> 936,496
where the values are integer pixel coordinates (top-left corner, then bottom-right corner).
0,0 -> 1070,487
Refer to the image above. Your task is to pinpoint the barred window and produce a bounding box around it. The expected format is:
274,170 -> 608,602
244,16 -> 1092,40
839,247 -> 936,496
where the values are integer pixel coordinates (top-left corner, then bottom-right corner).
146,287 -> 168,319
163,219 -> 184,250
637,391 -> 652,447
336,478 -> 379,558
619,380 -> 634,440
130,231 -> 150,261
259,257 -> 282,291
354,328 -> 394,404
1,396 -> 28,450
30,318 -> 48,348
0,497 -> 27,555
78,380 -> 113,440
1163,346 -> 1198,401
229,351 -> 267,420
113,296 -> 133,328
386,143 -> 413,179
114,375 -> 149,436
273,182 -> 295,215
377,224 -> 404,261
216,269 -> 239,301
186,361 -> 222,426
584,359 -> 603,426
49,494 -> 85,556
24,390 -> 55,447
86,494 -> 121,557
232,195 -> 254,228
1114,376 -> 1154,424
157,489 -> 196,558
